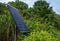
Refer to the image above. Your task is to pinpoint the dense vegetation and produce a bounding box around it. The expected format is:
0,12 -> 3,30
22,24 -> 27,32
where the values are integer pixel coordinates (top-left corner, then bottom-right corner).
0,0 -> 60,41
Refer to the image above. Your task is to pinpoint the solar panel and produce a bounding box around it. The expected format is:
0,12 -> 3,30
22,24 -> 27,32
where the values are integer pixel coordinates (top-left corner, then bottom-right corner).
7,5 -> 29,33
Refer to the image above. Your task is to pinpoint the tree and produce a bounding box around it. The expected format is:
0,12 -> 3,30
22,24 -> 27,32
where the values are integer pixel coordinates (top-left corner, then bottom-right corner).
8,1 -> 28,10
54,14 -> 60,29
0,3 -> 6,14
33,0 -> 55,23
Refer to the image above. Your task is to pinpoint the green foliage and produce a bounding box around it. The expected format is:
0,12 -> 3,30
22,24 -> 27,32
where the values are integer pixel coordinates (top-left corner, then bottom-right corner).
54,14 -> 60,29
8,1 -> 28,10
22,30 -> 58,41
33,0 -> 55,23
0,3 -> 6,14
22,19 -> 60,41
0,0 -> 60,41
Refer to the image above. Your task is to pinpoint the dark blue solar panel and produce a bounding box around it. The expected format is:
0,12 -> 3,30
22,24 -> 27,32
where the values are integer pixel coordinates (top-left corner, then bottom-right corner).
7,5 -> 29,33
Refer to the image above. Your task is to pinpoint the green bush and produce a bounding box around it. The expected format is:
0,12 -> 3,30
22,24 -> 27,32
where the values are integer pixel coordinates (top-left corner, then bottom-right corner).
22,30 -> 58,41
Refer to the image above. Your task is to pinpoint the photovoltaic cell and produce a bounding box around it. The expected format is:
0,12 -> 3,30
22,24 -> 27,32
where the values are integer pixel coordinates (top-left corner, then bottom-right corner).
7,5 -> 29,33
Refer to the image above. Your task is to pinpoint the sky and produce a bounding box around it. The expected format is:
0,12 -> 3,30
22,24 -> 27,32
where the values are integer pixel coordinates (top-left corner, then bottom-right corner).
0,0 -> 60,14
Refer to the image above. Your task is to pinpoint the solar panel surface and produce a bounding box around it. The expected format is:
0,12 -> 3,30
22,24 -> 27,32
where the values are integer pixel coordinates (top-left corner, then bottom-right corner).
7,5 -> 29,33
